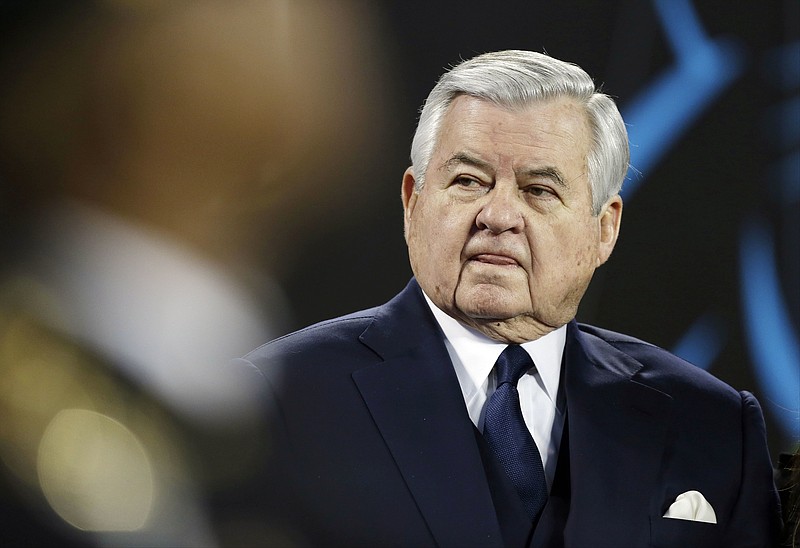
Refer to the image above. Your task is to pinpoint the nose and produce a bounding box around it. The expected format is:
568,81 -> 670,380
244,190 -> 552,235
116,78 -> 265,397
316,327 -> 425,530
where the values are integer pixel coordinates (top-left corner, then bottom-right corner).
475,183 -> 525,234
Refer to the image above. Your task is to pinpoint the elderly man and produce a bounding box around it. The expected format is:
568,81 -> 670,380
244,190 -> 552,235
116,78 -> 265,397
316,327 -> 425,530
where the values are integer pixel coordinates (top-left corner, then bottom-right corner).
231,51 -> 781,547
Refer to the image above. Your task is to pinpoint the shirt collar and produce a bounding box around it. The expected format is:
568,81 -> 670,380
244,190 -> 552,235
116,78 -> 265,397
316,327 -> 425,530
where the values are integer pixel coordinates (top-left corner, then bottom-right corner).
423,291 -> 566,411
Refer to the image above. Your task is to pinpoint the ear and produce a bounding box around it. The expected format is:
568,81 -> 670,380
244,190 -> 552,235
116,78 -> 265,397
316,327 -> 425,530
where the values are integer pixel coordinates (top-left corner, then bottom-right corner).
401,167 -> 419,243
596,195 -> 622,266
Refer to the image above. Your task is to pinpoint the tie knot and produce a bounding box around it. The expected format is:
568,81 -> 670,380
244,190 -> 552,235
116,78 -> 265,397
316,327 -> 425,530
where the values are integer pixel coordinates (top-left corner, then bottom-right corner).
494,344 -> 533,386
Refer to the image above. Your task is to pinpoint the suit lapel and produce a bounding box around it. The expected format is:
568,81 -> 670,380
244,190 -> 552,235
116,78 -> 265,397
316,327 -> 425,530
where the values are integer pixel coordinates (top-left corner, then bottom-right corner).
352,280 -> 505,547
556,321 -> 674,544
351,284 -> 675,546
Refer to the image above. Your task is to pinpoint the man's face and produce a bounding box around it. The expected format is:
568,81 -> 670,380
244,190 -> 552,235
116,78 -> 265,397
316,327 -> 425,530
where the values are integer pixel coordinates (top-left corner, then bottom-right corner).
402,95 -> 622,342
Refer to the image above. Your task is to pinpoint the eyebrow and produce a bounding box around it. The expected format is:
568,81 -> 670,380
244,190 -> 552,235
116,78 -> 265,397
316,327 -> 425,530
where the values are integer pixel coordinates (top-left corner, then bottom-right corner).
440,152 -> 493,173
441,152 -> 568,189
519,167 -> 567,188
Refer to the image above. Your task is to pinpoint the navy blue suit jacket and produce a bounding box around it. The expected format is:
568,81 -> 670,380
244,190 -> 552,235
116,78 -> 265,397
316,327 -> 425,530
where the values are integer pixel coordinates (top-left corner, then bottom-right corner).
232,279 -> 780,547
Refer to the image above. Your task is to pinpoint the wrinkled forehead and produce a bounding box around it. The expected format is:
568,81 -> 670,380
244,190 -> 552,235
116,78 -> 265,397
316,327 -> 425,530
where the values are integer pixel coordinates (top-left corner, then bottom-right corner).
436,95 -> 592,155
429,96 -> 593,196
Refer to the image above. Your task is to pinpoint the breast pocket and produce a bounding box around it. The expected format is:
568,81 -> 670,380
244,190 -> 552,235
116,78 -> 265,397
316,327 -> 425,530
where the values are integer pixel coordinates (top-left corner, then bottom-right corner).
649,516 -> 720,548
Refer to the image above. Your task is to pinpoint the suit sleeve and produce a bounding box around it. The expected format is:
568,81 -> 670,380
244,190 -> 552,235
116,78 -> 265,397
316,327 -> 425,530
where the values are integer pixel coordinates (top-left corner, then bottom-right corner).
722,391 -> 783,547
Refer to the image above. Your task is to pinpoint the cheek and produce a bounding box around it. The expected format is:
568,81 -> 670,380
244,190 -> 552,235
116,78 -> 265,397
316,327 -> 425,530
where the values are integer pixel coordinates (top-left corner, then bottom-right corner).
564,216 -> 598,258
530,221 -> 598,280
573,239 -> 597,268
408,207 -> 459,271
417,202 -> 465,245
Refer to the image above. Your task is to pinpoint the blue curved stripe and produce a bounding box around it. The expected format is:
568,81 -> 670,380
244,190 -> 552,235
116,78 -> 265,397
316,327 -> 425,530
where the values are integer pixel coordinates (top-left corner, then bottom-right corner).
762,41 -> 800,91
621,0 -> 745,199
739,218 -> 800,438
772,150 -> 800,203
671,313 -> 726,371
652,0 -> 708,58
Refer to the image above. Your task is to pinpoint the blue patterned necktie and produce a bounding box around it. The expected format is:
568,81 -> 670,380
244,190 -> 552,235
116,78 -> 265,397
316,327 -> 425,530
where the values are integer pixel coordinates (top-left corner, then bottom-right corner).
483,344 -> 548,521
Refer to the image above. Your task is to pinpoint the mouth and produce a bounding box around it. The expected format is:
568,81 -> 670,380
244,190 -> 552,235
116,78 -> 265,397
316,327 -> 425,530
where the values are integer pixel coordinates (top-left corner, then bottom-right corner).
469,253 -> 520,267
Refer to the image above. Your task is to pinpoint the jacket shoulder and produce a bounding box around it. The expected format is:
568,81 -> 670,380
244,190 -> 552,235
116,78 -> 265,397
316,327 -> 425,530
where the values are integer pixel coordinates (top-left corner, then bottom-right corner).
577,322 -> 671,350
242,306 -> 379,363
575,322 -> 740,399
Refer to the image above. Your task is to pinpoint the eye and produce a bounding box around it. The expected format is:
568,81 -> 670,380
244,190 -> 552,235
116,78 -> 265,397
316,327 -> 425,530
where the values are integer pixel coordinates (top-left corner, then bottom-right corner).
523,185 -> 557,199
454,176 -> 483,188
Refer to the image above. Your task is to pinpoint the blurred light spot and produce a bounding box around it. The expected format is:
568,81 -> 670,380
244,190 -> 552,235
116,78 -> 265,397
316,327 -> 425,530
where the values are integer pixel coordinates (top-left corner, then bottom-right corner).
0,299 -> 96,485
97,0 -> 168,12
37,409 -> 155,532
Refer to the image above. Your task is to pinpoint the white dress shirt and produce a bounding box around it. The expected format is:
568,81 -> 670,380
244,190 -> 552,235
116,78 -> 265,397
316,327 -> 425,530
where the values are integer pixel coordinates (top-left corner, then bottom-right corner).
423,293 -> 567,490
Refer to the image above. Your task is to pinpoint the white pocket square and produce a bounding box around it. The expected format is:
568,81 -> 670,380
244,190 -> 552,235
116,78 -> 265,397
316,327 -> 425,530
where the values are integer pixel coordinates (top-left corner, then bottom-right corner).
663,490 -> 717,524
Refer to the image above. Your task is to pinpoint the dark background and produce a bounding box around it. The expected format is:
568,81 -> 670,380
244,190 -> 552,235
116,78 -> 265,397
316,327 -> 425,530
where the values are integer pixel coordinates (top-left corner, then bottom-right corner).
0,0 -> 796,463
279,0 -> 799,459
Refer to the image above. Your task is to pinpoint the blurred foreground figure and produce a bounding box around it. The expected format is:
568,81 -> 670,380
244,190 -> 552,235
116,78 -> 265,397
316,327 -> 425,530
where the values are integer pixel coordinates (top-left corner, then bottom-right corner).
0,1 -> 389,545
233,50 -> 782,547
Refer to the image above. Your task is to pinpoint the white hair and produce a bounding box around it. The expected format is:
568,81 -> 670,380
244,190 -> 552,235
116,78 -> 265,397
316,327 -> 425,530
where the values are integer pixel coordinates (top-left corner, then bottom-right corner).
409,50 -> 629,214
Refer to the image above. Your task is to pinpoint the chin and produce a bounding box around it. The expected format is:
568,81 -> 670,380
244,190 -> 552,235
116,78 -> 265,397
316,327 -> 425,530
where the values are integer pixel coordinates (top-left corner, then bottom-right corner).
455,290 -> 527,322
